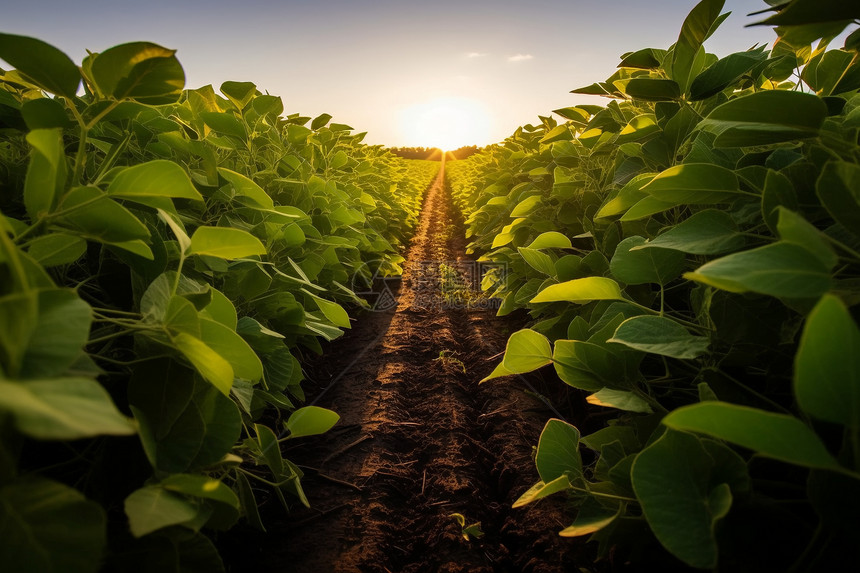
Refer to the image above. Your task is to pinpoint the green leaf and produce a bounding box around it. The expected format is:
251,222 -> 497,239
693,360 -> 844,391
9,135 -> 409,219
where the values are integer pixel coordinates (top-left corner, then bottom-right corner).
684,242 -> 832,298
632,429 -> 730,569
91,42 -> 184,104
479,359 -> 515,383
171,332 -> 234,395
124,486 -> 199,538
0,33 -> 81,98
510,195 -> 542,217
689,49 -> 768,100
220,81 -> 257,110
816,161 -> 860,237
632,210 -> 744,255
0,377 -> 135,440
610,236 -> 685,286
670,0 -> 726,94
24,129 -> 66,220
201,111 -> 246,139
26,233 -> 87,267
559,498 -> 620,537
526,231 -> 572,250
56,186 -> 150,243
586,388 -> 653,413
700,91 -> 827,147
235,472 -> 265,531
616,78 -> 680,101
200,289 -> 237,330
553,339 -> 624,392
518,247 -> 557,276
255,423 -> 284,476
535,418 -> 582,482
217,168 -> 274,210
608,316 -> 709,359
755,0 -> 860,26
0,478 -> 105,573
285,406 -> 340,438
663,402 -> 842,471
776,207 -> 838,269
22,98 -> 71,130
595,174 -> 655,220
501,329 -> 552,373
512,475 -> 571,508
531,277 -> 625,304
641,163 -> 742,205
309,294 -> 351,329
189,227 -> 266,259
199,319 -> 263,382
160,474 -> 239,509
108,160 -> 202,201
794,294 -> 860,427
20,289 -> 92,379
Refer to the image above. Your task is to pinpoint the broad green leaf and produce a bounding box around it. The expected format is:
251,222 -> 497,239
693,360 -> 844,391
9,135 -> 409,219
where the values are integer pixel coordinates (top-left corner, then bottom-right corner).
91,42 -> 184,104
0,377 -> 135,440
124,486 -> 198,538
641,163 -> 742,205
21,98 -> 70,130
200,289 -> 237,330
816,161 -> 860,237
632,429 -> 730,570
700,91 -> 827,147
531,277 -> 624,304
689,49 -> 768,100
157,208 -> 191,254
24,129 -> 66,220
512,475 -> 571,508
309,294 -> 351,329
189,227 -> 266,259
518,247 -> 557,276
776,207 -> 838,269
510,195 -> 542,217
26,233 -> 86,267
108,160 -> 202,201
762,169 -> 799,234
220,81 -> 256,110
663,402 -> 842,470
199,319 -> 263,382
608,316 -> 709,359
171,332 -> 234,395
235,472 -> 265,531
201,112 -> 246,139
217,168 -> 274,210
616,78 -> 680,101
0,33 -> 80,98
21,289 -> 91,379
526,231 -> 572,250
56,186 -> 150,243
311,113 -> 332,130
595,174 -> 655,220
670,0 -> 726,94
754,0 -> 860,26
794,294 -> 860,427
535,418 -> 582,482
619,196 -> 677,221
553,339 -> 624,392
632,209 -> 744,255
285,406 -> 340,438
610,236 -> 685,286
0,478 -> 105,573
501,329 -> 552,373
540,124 -> 572,144
684,242 -> 832,298
586,388 -> 653,413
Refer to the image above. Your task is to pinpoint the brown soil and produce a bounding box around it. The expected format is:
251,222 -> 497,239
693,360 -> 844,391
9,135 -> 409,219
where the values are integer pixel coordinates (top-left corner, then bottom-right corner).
223,163 -> 596,572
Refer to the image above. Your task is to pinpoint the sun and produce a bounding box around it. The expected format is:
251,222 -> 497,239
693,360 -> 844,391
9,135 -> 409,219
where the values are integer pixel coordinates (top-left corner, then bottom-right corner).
398,97 -> 492,150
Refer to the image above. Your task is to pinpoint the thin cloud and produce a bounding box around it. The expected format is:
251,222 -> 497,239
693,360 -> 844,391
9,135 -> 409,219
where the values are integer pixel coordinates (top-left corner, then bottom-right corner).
508,54 -> 534,63
466,52 -> 488,58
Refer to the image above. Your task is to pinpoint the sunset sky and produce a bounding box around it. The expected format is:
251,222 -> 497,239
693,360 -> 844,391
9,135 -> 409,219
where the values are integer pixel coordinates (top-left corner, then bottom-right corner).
4,0 -> 778,148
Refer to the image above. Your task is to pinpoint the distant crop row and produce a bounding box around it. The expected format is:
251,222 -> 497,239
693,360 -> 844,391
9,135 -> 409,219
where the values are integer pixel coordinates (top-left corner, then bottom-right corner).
0,35 -> 438,572
448,0 -> 860,570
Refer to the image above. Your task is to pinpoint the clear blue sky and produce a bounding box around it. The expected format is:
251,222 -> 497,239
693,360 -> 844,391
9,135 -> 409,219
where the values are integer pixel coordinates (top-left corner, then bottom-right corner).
3,0 -> 777,147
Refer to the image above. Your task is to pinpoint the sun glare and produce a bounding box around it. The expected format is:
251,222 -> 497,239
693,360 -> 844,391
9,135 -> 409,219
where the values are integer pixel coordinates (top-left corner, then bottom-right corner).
398,97 -> 492,150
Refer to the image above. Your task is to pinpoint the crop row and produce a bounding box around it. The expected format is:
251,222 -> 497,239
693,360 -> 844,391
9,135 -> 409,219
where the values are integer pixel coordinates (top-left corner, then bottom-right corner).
448,0 -> 860,570
0,35 -> 438,572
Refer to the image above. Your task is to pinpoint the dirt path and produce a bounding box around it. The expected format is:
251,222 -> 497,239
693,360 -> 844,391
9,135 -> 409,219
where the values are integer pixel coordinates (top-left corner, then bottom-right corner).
223,163 -> 587,572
